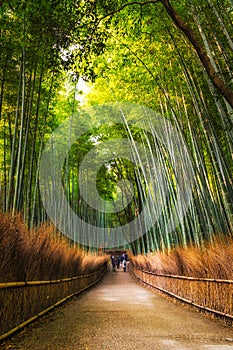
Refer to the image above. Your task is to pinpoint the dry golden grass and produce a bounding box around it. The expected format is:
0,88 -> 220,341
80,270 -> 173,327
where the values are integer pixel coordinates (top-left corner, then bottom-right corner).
0,213 -> 109,336
0,213 -> 108,282
131,237 -> 233,280
131,239 -> 233,321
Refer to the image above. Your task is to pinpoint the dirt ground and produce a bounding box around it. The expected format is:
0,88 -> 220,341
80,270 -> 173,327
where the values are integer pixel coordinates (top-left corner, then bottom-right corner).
1,267 -> 233,350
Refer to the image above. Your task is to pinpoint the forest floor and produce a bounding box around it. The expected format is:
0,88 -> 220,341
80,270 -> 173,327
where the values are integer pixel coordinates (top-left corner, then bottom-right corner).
1,267 -> 233,350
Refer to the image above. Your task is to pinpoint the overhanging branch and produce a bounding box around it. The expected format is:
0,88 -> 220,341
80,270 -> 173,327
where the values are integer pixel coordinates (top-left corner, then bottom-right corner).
96,0 -> 233,109
97,0 -> 161,25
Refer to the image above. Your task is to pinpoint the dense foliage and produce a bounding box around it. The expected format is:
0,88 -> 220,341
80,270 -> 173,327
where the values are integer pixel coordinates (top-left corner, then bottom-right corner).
0,0 -> 233,253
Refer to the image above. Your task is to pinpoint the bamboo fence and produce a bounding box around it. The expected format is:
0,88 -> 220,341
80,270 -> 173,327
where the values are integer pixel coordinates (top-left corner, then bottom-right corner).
131,266 -> 233,321
0,264 -> 108,341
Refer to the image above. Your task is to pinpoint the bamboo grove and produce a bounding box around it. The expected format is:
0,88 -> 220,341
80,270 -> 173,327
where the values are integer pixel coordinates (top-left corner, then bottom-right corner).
0,0 -> 233,254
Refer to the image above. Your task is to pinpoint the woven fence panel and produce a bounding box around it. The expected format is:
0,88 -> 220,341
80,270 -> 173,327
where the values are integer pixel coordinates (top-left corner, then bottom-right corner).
0,264 -> 107,337
131,266 -> 233,318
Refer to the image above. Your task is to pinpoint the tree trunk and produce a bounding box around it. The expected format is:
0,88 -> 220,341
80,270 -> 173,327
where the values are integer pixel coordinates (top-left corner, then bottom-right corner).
12,46 -> 26,216
161,0 -> 233,109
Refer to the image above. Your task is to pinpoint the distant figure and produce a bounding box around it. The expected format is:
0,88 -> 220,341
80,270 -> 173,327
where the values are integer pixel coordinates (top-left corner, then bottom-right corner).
124,253 -> 128,261
123,259 -> 127,272
110,255 -> 116,272
122,252 -> 129,272
117,256 -> 121,269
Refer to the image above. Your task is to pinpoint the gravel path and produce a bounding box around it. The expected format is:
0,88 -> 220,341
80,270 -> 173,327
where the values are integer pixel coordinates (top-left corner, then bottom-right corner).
1,269 -> 233,350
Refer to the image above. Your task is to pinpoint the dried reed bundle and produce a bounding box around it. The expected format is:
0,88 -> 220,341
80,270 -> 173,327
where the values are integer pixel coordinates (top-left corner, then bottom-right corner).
0,213 -> 108,282
131,237 -> 233,280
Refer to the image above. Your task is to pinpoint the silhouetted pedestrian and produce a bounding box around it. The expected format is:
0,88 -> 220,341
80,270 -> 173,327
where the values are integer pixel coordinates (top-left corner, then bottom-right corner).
110,255 -> 116,272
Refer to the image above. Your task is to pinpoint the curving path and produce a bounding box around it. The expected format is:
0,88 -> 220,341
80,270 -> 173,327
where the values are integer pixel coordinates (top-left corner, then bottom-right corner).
1,269 -> 233,350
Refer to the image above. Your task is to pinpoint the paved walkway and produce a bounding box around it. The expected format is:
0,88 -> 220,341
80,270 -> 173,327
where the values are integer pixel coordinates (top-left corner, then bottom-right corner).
2,269 -> 233,350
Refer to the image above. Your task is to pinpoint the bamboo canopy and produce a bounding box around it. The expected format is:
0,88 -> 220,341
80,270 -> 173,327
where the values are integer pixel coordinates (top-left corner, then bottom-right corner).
0,0 -> 233,254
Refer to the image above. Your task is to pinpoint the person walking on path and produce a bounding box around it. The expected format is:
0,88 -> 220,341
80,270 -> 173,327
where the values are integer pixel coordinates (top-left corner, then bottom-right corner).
110,255 -> 116,272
